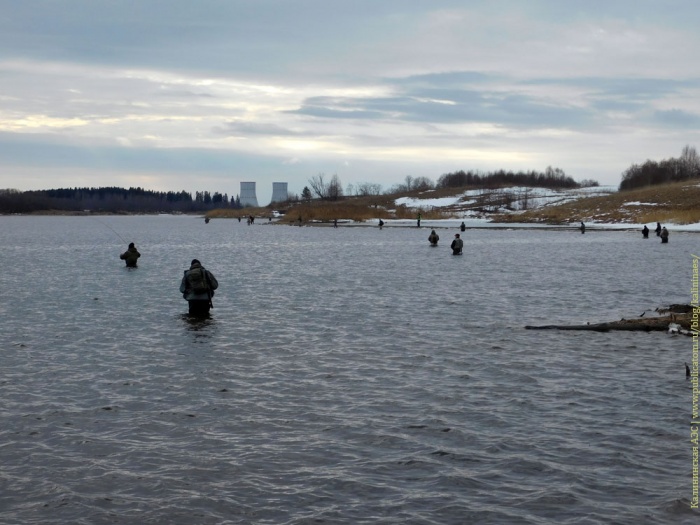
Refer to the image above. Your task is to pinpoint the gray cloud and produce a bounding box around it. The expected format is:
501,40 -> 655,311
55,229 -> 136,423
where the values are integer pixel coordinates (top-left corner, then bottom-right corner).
1,0 -> 700,194
651,109 -> 700,128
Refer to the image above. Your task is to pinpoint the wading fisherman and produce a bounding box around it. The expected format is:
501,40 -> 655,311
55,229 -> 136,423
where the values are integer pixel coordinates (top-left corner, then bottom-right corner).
119,242 -> 140,267
180,259 -> 219,316
660,227 -> 669,244
642,225 -> 649,238
428,229 -> 439,246
451,233 -> 463,255
580,221 -> 586,234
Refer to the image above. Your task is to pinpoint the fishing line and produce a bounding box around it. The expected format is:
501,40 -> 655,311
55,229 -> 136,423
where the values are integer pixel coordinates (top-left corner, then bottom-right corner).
92,217 -> 128,244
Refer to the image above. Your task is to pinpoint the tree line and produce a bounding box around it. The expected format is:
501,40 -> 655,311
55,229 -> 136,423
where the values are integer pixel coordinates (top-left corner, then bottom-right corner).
0,186 -> 244,214
300,166 -> 589,202
619,145 -> 700,191
436,166 -> 584,190
1,164 -> 596,213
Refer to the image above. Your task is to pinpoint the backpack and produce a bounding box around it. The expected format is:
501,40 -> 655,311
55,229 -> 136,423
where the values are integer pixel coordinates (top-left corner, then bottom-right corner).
186,267 -> 210,294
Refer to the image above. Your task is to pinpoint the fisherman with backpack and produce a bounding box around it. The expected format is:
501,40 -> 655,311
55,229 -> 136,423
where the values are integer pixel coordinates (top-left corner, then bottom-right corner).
180,259 -> 219,316
451,234 -> 464,255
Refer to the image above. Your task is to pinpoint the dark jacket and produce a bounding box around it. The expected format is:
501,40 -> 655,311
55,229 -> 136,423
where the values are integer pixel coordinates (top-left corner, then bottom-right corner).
428,231 -> 439,245
451,238 -> 463,254
180,262 -> 219,301
119,247 -> 140,267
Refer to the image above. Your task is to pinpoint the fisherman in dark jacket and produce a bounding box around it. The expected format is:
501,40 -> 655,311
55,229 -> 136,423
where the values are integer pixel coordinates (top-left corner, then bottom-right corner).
642,225 -> 649,238
180,259 -> 219,316
119,242 -> 140,267
428,230 -> 439,246
451,234 -> 463,255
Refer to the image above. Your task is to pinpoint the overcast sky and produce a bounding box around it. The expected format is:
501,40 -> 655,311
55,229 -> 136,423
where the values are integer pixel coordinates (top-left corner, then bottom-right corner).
1,1 -> 699,204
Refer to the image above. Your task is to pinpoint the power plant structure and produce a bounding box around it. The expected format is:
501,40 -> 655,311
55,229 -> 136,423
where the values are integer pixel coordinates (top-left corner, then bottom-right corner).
239,182 -> 259,208
238,181 -> 290,207
270,182 -> 288,203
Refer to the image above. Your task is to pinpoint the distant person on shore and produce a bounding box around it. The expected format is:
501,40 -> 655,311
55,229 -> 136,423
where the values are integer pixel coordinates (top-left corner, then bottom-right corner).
417,213 -> 421,228
180,259 -> 218,316
460,222 -> 466,232
378,219 -> 384,230
451,234 -> 463,255
655,222 -> 662,237
428,230 -> 439,246
334,218 -> 338,228
119,242 -> 140,268
580,222 -> 586,234
660,227 -> 669,243
642,225 -> 649,238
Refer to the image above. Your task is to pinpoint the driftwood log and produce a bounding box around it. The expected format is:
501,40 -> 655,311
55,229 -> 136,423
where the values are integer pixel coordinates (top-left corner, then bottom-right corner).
525,304 -> 695,333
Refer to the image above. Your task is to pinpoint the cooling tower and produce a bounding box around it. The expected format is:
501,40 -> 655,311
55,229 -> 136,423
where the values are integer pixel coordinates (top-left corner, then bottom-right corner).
239,182 -> 259,207
270,182 -> 288,204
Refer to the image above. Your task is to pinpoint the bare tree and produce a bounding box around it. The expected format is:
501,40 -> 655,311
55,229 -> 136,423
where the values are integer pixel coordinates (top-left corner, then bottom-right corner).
356,182 -> 383,196
412,176 -> 434,191
328,174 -> 343,201
681,144 -> 700,177
308,173 -> 328,199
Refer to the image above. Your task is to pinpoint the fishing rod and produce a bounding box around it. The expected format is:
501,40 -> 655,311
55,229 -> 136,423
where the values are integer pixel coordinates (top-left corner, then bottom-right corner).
92,217 -> 128,244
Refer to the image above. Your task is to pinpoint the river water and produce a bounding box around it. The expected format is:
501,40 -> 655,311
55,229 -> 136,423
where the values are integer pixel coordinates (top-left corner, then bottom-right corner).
0,215 -> 698,524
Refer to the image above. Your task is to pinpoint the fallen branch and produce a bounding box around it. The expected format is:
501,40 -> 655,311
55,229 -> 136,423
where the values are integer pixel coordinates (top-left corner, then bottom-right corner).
525,307 -> 694,334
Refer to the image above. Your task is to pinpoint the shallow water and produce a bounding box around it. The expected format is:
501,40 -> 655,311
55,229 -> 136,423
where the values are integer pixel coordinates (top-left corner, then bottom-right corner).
1,215 -> 698,524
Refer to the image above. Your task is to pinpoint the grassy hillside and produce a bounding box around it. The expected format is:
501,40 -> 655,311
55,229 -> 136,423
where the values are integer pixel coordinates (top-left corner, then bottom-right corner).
207,180 -> 700,225
207,191 -> 453,224
496,180 -> 700,224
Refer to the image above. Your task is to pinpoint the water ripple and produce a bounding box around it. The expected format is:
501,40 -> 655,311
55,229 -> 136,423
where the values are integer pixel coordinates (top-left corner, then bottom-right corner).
0,217 -> 698,524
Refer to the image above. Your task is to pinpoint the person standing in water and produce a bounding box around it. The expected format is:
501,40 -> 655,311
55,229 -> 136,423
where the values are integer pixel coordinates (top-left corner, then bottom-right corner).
417,213 -> 421,228
451,234 -> 463,255
642,225 -> 649,238
180,259 -> 219,316
580,222 -> 586,234
660,227 -> 669,243
655,222 -> 662,237
428,230 -> 439,246
119,242 -> 140,268
460,222 -> 466,232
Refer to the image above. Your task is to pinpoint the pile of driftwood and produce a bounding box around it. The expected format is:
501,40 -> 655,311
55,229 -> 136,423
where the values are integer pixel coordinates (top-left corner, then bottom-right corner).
525,304 -> 695,334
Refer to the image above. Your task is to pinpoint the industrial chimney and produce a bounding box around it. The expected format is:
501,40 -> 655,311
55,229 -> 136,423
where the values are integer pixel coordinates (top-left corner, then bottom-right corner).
239,182 -> 259,207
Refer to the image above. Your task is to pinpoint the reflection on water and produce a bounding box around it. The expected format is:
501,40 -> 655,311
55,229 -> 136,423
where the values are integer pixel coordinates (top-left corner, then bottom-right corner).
179,312 -> 217,340
0,215 -> 698,524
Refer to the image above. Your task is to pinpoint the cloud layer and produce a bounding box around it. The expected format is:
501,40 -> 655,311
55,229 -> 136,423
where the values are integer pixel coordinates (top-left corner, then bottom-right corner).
1,0 -> 699,203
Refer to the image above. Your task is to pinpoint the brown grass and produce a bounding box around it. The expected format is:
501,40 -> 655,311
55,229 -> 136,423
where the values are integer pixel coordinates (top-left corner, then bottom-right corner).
206,193 -> 453,223
495,180 -> 700,224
